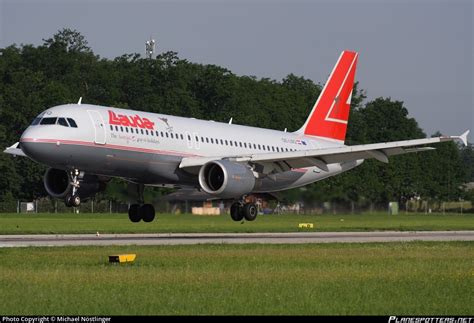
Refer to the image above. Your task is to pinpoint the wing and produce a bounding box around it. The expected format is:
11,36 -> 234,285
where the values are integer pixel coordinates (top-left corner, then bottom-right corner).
179,131 -> 469,174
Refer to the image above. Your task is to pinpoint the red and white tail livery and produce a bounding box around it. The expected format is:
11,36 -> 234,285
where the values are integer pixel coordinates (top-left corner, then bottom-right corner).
297,50 -> 358,143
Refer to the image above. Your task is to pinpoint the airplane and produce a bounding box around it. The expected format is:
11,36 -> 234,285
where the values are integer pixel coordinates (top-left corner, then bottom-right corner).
4,50 -> 470,223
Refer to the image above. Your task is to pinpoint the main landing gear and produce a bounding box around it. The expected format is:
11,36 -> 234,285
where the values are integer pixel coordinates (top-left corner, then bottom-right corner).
128,203 -> 155,223
230,199 -> 258,222
128,184 -> 156,223
65,169 -> 81,207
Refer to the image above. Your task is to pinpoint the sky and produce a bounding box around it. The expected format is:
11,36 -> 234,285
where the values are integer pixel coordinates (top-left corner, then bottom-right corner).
0,0 -> 472,138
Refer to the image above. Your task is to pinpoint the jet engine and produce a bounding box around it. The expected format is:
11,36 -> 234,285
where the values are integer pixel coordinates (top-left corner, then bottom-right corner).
43,168 -> 106,200
198,160 -> 256,199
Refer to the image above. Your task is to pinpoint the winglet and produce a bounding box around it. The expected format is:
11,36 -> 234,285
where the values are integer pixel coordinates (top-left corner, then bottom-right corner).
458,130 -> 470,146
77,97 -> 82,105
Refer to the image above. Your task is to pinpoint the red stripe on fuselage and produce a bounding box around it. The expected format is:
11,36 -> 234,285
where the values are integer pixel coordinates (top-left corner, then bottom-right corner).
20,138 -> 311,174
20,138 -> 200,157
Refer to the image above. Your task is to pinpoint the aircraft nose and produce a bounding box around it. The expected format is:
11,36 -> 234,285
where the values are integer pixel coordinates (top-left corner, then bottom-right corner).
19,126 -> 50,162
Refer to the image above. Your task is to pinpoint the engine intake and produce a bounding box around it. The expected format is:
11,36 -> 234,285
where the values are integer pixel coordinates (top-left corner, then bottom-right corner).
198,160 -> 256,199
43,168 -> 106,200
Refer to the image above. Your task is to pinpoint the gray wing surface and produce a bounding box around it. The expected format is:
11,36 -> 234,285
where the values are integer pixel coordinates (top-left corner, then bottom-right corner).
179,131 -> 469,174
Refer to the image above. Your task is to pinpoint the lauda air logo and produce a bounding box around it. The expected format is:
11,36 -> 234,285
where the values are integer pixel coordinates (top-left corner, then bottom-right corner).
108,111 -> 155,130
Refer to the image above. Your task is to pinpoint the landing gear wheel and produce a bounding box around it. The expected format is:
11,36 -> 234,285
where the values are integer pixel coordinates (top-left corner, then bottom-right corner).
128,204 -> 141,222
141,204 -> 155,223
72,195 -> 81,207
230,202 -> 244,221
64,195 -> 73,207
243,203 -> 258,221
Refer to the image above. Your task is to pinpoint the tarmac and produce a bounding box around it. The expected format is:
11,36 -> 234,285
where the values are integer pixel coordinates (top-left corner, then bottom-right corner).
0,231 -> 473,247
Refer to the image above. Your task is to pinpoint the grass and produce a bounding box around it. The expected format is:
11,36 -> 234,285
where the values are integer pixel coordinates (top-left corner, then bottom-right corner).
0,242 -> 472,315
0,212 -> 472,234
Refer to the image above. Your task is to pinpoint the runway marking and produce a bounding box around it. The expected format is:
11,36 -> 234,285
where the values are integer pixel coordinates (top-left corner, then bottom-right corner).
0,231 -> 473,247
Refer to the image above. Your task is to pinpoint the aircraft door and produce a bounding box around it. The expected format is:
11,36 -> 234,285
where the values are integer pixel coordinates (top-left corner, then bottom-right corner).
87,110 -> 106,145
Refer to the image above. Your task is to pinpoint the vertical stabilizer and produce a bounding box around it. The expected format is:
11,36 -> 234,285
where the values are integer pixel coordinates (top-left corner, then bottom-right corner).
296,50 -> 358,143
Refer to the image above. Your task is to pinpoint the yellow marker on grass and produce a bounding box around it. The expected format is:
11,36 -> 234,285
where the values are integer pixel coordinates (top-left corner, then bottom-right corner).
109,254 -> 136,263
298,223 -> 314,229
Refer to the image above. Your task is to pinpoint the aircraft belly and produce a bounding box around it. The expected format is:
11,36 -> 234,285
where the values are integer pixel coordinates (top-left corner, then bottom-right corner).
21,142 -> 185,184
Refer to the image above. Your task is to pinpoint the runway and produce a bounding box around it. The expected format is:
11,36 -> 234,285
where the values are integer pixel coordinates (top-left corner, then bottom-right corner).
0,231 -> 473,247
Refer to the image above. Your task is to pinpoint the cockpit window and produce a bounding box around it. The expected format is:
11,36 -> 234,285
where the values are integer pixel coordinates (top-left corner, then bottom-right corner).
57,118 -> 69,127
31,118 -> 41,126
40,117 -> 57,125
67,118 -> 78,128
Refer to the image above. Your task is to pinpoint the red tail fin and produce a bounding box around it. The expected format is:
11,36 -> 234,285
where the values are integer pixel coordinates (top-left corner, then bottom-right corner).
297,50 -> 358,142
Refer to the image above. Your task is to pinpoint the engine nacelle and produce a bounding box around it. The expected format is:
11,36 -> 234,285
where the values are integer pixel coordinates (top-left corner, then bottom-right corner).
43,168 -> 106,200
198,160 -> 256,199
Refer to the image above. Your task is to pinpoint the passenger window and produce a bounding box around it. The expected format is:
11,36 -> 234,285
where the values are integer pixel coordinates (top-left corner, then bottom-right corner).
206,138 -> 209,143
262,146 -> 266,151
121,126 -> 124,132
40,117 -> 57,125
258,144 -> 261,150
244,143 -> 247,148
67,118 -> 78,128
225,140 -> 228,145
166,132 -> 169,138
180,134 -> 184,140
170,133 -> 173,139
210,138 -> 214,144
115,126 -> 119,131
230,141 -> 233,146
126,128 -> 129,133
110,125 -> 113,131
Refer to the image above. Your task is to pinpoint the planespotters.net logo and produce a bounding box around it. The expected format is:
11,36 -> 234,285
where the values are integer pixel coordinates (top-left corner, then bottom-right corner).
389,317 -> 473,323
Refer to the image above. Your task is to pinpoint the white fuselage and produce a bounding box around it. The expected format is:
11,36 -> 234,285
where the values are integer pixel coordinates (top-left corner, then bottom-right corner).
19,104 -> 361,193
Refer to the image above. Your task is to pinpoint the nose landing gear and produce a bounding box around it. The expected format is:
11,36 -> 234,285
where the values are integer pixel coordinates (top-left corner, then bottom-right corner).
64,169 -> 81,207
